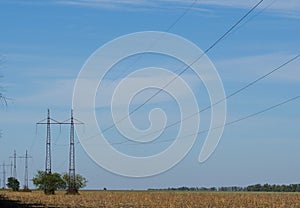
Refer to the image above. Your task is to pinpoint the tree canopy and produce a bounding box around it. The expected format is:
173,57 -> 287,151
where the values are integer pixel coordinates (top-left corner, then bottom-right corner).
32,170 -> 87,194
7,177 -> 20,191
62,173 -> 88,192
149,184 -> 300,192
32,171 -> 66,194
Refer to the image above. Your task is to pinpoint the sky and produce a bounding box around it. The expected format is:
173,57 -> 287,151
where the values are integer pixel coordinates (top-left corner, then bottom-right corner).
0,0 -> 300,190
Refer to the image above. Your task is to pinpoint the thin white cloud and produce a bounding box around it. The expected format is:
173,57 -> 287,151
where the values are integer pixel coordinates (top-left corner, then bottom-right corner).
17,78 -> 75,108
51,0 -> 300,17
15,70 -> 202,110
54,0 -> 156,11
217,53 -> 300,82
94,72 -> 202,108
3,0 -> 300,17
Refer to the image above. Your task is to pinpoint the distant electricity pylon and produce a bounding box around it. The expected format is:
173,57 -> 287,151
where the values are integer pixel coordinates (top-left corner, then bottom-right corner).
1,162 -> 6,189
1,162 -> 5,189
61,109 -> 84,194
9,150 -> 17,179
0,162 -> 12,189
18,150 -> 32,190
8,150 -> 32,190
24,150 -> 31,190
36,109 -> 61,175
10,161 -> 13,177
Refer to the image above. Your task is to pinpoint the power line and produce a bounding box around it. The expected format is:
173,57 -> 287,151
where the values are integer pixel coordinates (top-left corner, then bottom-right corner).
104,0 -> 198,87
75,0 -> 295,146
165,0 -> 199,32
78,51 -> 300,145
77,33 -> 300,147
113,95 -> 300,146
76,53 -> 299,146
225,96 -> 300,127
225,0 -> 277,39
74,92 -> 300,148
99,0 -> 265,135
77,95 -> 300,147
140,54 -> 300,139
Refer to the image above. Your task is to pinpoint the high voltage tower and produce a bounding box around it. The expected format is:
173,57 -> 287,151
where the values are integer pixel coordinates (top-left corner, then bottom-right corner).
9,150 -> 17,179
61,110 -> 84,194
36,109 -> 61,175
37,109 -> 61,193
1,162 -> 6,189
24,150 -> 31,190
0,161 -> 12,189
37,109 -> 83,194
18,150 -> 32,191
8,162 -> 13,177
8,150 -> 32,190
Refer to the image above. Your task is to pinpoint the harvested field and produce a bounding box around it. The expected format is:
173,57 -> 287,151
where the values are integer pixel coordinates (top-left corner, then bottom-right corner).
1,190 -> 300,208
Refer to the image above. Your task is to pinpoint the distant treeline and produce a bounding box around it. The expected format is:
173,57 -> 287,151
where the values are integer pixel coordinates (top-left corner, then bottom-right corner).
148,184 -> 300,192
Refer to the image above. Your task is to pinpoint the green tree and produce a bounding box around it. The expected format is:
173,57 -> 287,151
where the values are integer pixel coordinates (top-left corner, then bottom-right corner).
62,173 -> 87,192
7,177 -> 20,191
32,171 -> 66,194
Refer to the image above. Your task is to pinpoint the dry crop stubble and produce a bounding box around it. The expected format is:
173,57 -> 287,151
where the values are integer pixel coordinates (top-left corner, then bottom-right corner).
1,190 -> 300,208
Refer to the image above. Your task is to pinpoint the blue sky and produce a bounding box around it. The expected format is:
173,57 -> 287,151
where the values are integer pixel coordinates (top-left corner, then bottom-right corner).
0,0 -> 300,190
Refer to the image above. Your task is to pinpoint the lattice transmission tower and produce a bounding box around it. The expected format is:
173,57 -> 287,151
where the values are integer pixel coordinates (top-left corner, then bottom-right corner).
61,109 -> 83,194
18,150 -> 32,191
36,109 -> 61,193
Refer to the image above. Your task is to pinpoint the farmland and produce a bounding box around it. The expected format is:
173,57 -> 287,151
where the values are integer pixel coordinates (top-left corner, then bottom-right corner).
1,190 -> 300,208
